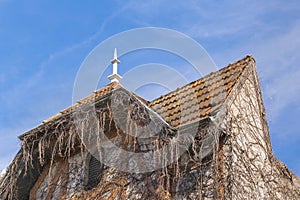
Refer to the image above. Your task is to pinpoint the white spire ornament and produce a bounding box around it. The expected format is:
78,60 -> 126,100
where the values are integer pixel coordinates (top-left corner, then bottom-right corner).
108,48 -> 122,83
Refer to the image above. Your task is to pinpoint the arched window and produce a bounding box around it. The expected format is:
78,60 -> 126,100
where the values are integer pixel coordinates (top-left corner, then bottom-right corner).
85,155 -> 102,190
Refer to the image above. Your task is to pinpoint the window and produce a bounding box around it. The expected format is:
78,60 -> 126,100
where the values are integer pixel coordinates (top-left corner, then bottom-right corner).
85,155 -> 102,190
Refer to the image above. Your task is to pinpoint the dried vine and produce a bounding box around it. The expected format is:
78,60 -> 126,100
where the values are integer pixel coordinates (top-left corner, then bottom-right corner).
1,65 -> 299,200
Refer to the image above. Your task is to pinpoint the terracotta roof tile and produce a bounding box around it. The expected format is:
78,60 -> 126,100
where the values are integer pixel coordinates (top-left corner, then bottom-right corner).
149,55 -> 255,127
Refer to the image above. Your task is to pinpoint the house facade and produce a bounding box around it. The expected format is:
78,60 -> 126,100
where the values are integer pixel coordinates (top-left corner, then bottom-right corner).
0,55 -> 299,199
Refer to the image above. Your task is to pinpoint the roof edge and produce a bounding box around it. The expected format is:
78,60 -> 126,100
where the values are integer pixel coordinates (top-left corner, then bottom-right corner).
151,55 -> 255,104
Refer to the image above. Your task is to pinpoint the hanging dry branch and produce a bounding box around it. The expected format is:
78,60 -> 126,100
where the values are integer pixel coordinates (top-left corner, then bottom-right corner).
1,59 -> 299,200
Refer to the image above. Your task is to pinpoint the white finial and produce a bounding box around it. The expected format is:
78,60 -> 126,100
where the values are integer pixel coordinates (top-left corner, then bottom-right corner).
108,48 -> 122,83
113,48 -> 118,61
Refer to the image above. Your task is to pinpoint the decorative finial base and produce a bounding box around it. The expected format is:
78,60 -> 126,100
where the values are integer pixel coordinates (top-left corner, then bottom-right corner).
108,73 -> 122,83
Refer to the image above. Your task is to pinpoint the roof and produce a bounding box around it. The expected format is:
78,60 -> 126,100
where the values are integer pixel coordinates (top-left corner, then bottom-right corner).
19,55 -> 255,139
149,55 -> 255,127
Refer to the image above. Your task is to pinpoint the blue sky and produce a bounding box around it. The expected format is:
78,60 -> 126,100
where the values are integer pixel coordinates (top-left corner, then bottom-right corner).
0,0 -> 299,176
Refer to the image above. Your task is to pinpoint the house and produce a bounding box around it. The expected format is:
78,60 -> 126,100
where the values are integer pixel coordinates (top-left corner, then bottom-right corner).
0,55 -> 299,199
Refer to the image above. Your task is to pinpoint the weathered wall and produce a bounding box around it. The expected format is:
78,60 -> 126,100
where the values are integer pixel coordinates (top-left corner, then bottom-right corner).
66,152 -> 88,199
29,152 -> 88,200
69,121 -> 222,200
70,155 -> 218,200
224,66 -> 300,199
35,164 -> 58,199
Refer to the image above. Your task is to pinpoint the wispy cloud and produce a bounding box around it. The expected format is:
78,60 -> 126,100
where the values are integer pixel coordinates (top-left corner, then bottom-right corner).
249,22 -> 300,121
209,19 -> 300,140
266,69 -> 300,118
36,1 -> 133,80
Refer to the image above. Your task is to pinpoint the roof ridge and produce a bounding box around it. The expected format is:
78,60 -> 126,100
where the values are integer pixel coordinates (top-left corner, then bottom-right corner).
150,55 -> 254,104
